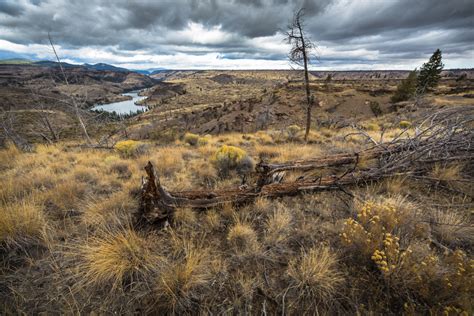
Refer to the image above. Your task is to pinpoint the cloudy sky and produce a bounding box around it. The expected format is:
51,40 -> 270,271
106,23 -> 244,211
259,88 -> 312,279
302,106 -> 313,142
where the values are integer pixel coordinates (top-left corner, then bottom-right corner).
0,0 -> 473,70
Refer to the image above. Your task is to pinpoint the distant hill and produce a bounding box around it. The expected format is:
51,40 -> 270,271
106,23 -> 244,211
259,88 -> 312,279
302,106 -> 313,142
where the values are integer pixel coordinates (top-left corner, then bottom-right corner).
0,58 -> 33,64
33,60 -> 80,68
83,63 -> 130,72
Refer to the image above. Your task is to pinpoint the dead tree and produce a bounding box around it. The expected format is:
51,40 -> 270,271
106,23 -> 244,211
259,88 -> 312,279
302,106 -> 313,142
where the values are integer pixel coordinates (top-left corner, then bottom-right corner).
48,33 -> 92,145
285,8 -> 317,141
0,108 -> 33,151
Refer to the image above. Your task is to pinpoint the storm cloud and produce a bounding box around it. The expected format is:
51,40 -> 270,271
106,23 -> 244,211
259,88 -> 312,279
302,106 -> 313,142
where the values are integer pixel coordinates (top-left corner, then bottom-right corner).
0,0 -> 472,69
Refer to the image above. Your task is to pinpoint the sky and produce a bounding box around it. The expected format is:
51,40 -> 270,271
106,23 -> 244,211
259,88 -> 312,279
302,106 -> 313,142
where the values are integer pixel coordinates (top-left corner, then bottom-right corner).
0,0 -> 473,70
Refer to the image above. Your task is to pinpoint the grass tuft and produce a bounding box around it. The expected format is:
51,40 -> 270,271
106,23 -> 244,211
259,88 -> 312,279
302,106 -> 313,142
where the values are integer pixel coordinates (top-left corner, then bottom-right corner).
287,246 -> 344,305
77,228 -> 157,291
0,197 -> 47,248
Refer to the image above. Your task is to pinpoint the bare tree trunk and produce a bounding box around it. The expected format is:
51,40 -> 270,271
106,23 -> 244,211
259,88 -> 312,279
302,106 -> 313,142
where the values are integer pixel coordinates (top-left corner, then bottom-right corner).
286,9 -> 316,142
48,34 -> 92,145
302,43 -> 312,141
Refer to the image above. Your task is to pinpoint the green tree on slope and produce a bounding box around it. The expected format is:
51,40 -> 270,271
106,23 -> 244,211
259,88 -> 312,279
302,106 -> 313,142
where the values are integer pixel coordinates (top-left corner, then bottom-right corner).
417,49 -> 444,93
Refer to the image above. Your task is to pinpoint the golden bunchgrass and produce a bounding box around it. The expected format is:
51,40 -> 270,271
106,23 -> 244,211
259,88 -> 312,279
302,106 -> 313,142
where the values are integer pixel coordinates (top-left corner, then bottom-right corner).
430,163 -> 463,182
0,196 -> 47,247
173,208 -> 197,227
154,245 -> 214,313
83,191 -> 136,227
264,205 -> 292,246
227,221 -> 260,255
0,142 -> 20,170
287,246 -> 344,304
76,228 -> 158,291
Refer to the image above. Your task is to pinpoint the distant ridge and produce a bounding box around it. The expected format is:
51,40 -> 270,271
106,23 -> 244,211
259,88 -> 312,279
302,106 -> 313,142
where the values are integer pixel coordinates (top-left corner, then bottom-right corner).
83,63 -> 130,72
0,58 -> 33,64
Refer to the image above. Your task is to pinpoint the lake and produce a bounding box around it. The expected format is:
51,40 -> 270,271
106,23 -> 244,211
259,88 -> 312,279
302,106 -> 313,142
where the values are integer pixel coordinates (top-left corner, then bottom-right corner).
91,91 -> 148,115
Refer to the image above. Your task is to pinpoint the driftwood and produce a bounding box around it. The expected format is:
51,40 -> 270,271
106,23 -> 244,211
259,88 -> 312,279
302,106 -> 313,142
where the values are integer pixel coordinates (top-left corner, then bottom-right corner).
137,106 -> 474,226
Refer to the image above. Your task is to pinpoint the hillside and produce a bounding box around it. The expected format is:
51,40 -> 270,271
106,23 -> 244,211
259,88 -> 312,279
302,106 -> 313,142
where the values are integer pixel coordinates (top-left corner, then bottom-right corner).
0,67 -> 473,315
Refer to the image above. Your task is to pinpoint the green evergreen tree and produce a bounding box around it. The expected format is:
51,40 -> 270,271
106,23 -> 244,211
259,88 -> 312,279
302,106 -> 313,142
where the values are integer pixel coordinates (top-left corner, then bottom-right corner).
391,69 -> 418,103
417,49 -> 444,93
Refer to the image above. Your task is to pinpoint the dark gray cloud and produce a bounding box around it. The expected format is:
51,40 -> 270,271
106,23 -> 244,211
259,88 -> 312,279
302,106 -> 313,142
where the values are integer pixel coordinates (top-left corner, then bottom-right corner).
0,0 -> 24,16
0,0 -> 472,69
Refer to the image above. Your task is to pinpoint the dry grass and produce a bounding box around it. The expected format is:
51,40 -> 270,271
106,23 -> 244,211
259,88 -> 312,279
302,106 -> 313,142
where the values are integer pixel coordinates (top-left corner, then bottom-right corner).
0,103 -> 472,314
0,142 -> 20,170
227,220 -> 260,255
83,191 -> 136,227
287,246 -> 344,306
0,196 -> 47,248
264,204 -> 292,246
173,208 -> 197,227
76,228 -> 157,291
430,163 -> 463,181
154,244 -> 215,313
431,210 -> 474,247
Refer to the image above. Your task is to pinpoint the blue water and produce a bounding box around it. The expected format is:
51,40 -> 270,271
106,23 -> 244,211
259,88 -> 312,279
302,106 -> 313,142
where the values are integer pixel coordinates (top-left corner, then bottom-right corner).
92,91 -> 147,114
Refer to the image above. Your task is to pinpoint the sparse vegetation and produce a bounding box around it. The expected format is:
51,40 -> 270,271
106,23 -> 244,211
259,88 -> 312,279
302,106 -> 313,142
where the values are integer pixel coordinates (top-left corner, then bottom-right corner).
0,68 -> 472,315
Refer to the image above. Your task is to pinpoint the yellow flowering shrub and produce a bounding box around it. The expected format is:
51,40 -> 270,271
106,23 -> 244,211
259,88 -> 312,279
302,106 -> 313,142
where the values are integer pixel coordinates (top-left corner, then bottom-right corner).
211,145 -> 253,178
399,120 -> 411,128
197,136 -> 210,146
340,200 -> 401,257
341,199 -> 474,312
114,140 -> 148,158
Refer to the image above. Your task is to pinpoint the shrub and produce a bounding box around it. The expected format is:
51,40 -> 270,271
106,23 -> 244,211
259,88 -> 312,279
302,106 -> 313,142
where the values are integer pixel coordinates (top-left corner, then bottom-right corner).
369,101 -> 382,117
365,123 -> 379,131
114,140 -> 148,158
287,125 -> 301,141
399,120 -> 411,128
391,70 -> 417,103
211,145 -> 254,178
197,136 -> 210,146
340,198 -> 473,310
183,133 -> 199,146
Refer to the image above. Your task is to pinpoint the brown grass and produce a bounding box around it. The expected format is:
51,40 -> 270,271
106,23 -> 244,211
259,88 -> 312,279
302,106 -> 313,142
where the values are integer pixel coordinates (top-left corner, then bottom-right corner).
76,228 -> 157,291
0,196 -> 47,247
287,246 -> 344,306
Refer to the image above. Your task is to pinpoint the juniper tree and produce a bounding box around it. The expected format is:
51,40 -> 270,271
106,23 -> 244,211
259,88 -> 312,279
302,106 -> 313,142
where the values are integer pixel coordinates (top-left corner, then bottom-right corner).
285,8 -> 317,141
417,49 -> 444,93
391,69 -> 418,103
